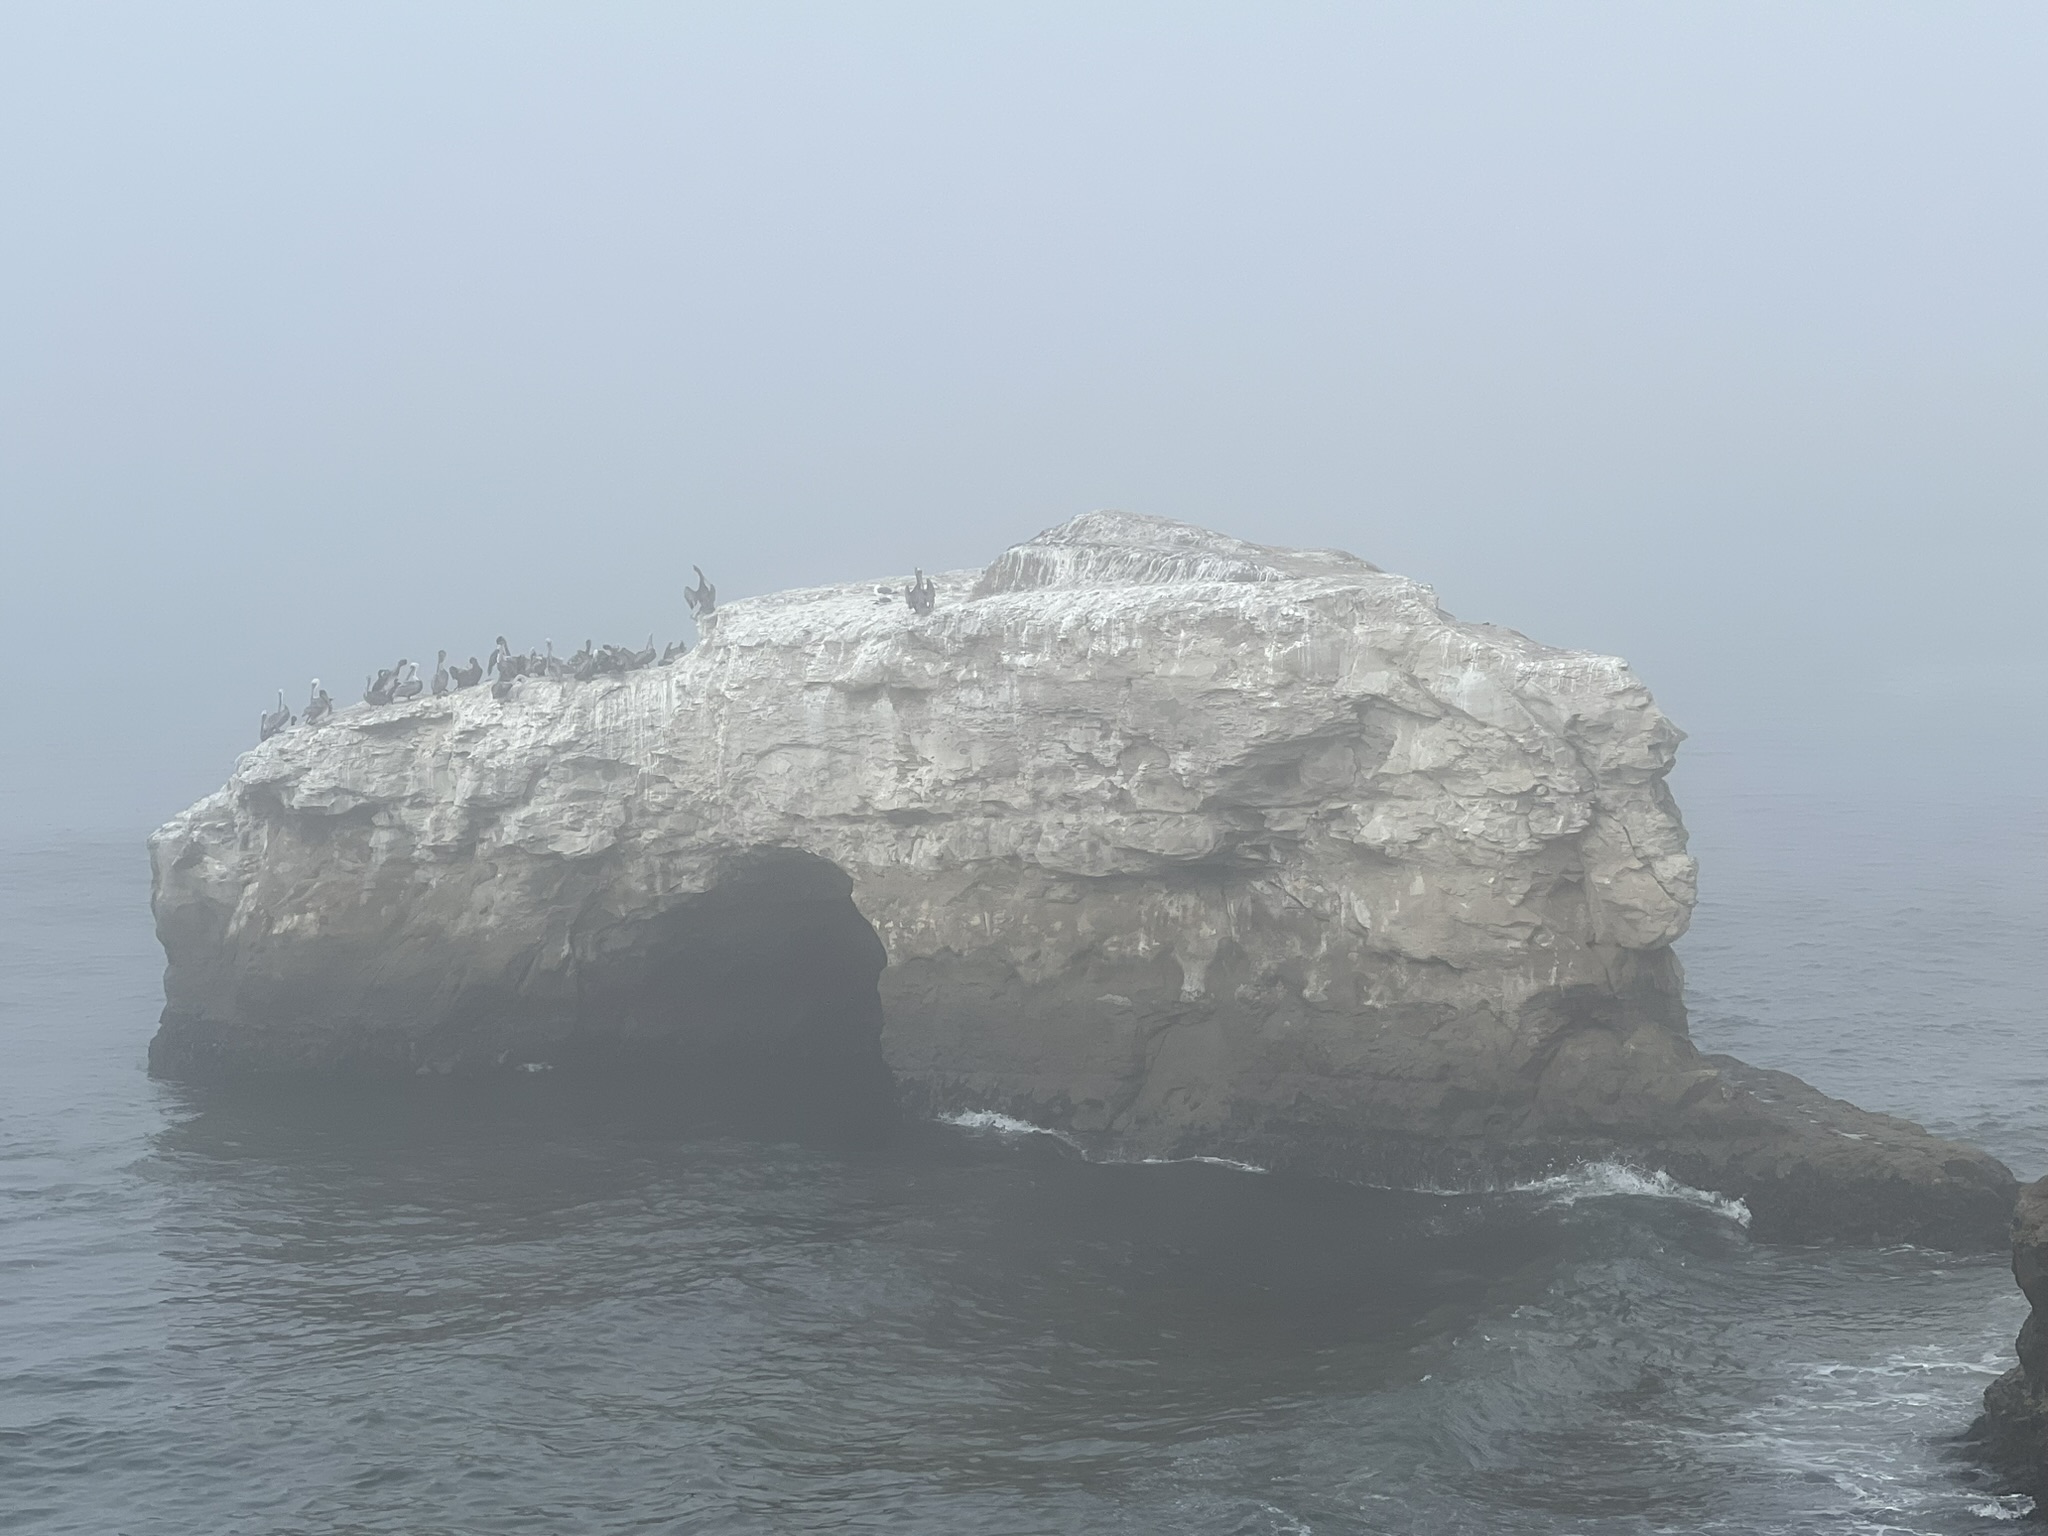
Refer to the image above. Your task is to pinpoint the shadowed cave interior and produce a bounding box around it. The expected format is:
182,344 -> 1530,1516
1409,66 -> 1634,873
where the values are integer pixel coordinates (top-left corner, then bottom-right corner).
571,849 -> 898,1117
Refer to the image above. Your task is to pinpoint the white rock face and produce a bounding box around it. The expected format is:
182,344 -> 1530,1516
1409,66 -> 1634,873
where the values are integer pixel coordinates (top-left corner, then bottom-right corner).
149,513 -> 2013,1245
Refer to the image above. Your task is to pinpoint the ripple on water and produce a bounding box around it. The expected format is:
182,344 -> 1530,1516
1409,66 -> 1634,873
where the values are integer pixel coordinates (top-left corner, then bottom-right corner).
0,749 -> 2042,1535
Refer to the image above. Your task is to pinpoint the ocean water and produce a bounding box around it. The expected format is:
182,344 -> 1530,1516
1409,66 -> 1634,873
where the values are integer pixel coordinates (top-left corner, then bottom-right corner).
1,740 -> 2043,1534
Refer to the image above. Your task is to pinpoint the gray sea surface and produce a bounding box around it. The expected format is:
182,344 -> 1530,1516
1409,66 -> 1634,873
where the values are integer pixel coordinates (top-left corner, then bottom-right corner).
1,737 -> 2042,1534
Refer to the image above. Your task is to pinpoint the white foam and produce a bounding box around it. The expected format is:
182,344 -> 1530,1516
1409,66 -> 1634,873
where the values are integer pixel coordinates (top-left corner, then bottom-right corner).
937,1121 -> 1744,1214
1136,1154 -> 1271,1175
935,1112 -> 1269,1172
936,1109 -> 1086,1152
1510,1160 -> 1753,1227
1254,1505 -> 1313,1535
1806,1357 -> 1997,1379
1972,1495 -> 2036,1521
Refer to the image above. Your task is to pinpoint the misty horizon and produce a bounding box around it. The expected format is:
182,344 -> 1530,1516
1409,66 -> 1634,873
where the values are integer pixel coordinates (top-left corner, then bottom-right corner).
3,4 -> 2044,835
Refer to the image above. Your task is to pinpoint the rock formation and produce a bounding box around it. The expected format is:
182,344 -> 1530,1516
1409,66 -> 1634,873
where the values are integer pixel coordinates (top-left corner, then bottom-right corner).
1975,1176 -> 2048,1490
148,512 -> 2015,1246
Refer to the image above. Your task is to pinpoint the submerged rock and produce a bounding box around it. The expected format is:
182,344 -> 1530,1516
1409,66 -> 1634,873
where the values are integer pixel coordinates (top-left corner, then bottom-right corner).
148,512 -> 2014,1246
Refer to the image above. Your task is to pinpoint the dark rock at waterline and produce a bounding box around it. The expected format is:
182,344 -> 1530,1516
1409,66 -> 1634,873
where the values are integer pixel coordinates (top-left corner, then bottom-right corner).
1972,1178 -> 2048,1495
148,513 -> 2017,1248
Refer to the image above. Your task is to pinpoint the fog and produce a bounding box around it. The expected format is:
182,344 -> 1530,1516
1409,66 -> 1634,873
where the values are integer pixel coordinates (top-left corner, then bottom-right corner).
1,3 -> 2042,836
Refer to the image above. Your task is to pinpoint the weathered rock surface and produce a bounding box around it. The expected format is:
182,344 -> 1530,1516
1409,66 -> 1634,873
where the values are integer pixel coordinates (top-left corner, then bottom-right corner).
1974,1177 -> 2048,1491
149,512 -> 2015,1246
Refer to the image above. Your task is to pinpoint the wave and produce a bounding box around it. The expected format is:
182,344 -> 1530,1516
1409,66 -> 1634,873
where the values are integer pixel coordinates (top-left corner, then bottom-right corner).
1136,1154 -> 1270,1175
934,1109 -> 1087,1154
934,1115 -> 1746,1222
1508,1161 -> 1752,1227
1972,1496 -> 2037,1522
933,1111 -> 1269,1173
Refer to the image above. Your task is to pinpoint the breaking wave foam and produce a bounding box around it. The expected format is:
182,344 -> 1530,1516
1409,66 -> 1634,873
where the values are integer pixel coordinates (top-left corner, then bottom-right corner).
935,1110 -> 1087,1153
1971,1495 -> 2037,1521
934,1112 -> 1269,1173
1509,1161 -> 1752,1227
1137,1154 -> 1270,1174
936,1118 -> 1742,1219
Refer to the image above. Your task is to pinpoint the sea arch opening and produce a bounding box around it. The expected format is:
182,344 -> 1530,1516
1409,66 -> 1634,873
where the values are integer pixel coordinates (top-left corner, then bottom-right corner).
579,848 -> 895,1116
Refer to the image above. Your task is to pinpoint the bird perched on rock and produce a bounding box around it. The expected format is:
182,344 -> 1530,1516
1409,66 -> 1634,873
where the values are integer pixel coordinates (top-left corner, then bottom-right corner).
259,691 -> 294,741
685,566 -> 716,619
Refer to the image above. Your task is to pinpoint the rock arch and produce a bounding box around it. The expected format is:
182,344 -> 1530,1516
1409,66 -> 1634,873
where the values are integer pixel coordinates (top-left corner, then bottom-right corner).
571,848 -> 892,1096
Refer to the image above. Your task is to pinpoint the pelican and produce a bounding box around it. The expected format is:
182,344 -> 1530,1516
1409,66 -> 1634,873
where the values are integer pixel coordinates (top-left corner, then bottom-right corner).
259,690 -> 293,741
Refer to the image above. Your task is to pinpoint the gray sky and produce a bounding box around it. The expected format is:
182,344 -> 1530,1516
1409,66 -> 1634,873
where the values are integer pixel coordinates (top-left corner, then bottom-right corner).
2,2 -> 2042,835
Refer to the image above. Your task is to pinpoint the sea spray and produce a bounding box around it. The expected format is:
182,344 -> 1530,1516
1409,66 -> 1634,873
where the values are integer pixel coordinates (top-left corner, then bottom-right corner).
1509,1160 -> 1753,1227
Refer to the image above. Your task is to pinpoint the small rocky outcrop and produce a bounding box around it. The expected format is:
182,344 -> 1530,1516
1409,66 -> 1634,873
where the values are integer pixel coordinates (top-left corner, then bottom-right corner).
148,512 -> 2016,1246
1975,1177 -> 2048,1492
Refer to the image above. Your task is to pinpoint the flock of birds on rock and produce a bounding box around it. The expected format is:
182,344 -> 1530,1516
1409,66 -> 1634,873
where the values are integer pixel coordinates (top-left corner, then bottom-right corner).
255,563 -> 944,742
256,568 -> 721,742
259,635 -> 690,741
